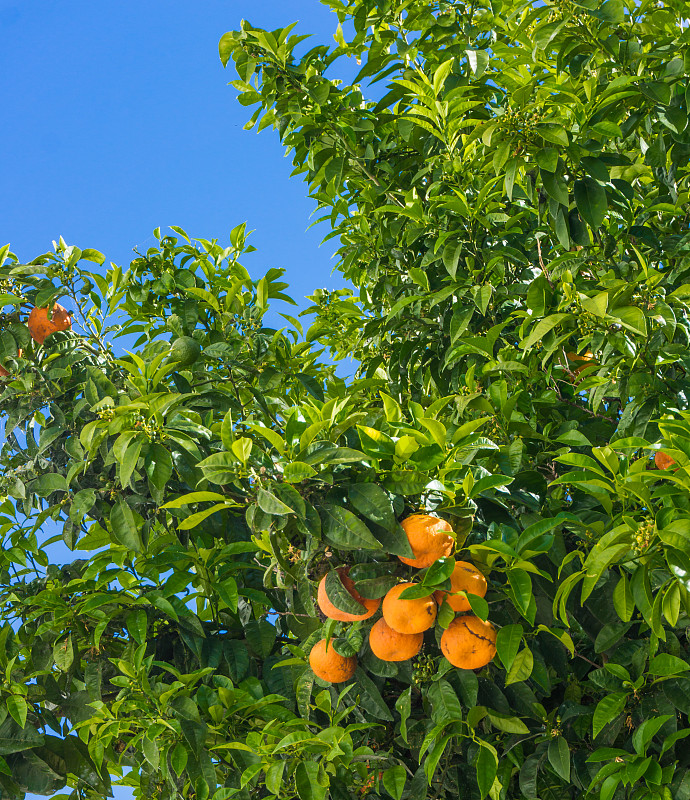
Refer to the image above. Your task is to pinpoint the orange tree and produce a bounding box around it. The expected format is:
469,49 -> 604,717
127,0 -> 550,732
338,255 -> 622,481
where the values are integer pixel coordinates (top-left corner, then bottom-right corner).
2,1 -> 690,799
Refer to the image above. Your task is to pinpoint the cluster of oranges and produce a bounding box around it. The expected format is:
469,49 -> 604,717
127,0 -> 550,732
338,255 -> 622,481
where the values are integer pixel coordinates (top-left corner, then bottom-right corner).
309,514 -> 498,684
0,303 -> 72,378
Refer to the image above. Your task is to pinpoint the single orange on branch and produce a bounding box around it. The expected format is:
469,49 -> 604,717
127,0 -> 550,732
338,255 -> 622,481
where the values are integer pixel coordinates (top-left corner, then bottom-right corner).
309,638 -> 357,683
433,560 -> 488,612
655,451 -> 676,470
368,618 -> 423,662
317,567 -> 380,622
398,514 -> 454,568
440,615 -> 496,670
382,582 -> 437,634
28,303 -> 72,344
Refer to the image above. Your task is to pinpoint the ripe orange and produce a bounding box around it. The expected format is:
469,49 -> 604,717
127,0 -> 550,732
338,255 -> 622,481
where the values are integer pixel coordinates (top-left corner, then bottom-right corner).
440,615 -> 496,669
398,514 -> 454,568
382,582 -> 437,634
369,617 -> 423,662
433,560 -> 488,612
28,304 -> 72,344
309,639 -> 356,683
0,349 -> 22,378
317,567 -> 380,622
655,451 -> 676,470
564,350 -> 596,381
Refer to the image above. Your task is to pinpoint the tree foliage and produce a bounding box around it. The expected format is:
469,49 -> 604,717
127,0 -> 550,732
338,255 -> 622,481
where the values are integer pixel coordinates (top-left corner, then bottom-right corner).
2,1 -> 690,799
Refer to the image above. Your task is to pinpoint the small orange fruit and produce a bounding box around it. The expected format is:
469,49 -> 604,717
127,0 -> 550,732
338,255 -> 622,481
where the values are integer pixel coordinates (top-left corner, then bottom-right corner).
433,561 -> 488,612
440,615 -> 496,669
398,514 -> 454,568
28,304 -> 72,344
309,639 -> 356,683
382,582 -> 437,634
0,349 -> 22,378
369,617 -> 423,662
655,451 -> 676,470
317,567 -> 380,622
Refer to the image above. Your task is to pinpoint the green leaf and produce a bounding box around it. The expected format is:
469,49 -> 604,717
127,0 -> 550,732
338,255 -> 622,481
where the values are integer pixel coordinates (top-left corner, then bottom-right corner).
110,498 -> 143,552
354,668 -> 393,720
593,692 -> 627,739
321,504 -> 382,550
53,634 -> 74,672
295,762 -> 327,800
486,711 -> 529,734
348,483 -> 396,529
257,488 -> 294,516
548,736 -> 570,782
475,743 -> 498,799
382,766 -> 406,800
574,177 -> 607,228
613,573 -> 634,622
324,570 -> 367,615
6,697 -> 27,729
496,624 -> 523,671
648,654 -> 690,676
32,473 -> 69,497
231,437 -> 253,464
396,687 -> 412,743
283,461 -> 317,482
427,679 -> 463,724
505,647 -> 533,686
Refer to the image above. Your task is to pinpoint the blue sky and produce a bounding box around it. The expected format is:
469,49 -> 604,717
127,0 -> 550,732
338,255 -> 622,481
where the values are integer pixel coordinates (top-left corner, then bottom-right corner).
1,1 -> 354,798
1,0 -> 354,304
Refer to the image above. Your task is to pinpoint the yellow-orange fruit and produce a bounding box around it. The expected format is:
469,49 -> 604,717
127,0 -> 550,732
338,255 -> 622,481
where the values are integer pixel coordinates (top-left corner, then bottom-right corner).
398,514 -> 454,568
440,615 -> 497,670
655,451 -> 676,470
564,350 -> 596,381
369,618 -> 423,662
309,639 -> 356,683
317,567 -> 380,622
382,582 -> 437,634
433,561 -> 488,612
28,304 -> 72,344
0,349 -> 22,378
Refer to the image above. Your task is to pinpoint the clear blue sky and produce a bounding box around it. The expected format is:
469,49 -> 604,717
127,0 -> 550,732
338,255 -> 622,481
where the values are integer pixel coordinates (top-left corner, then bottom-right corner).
1,0 -> 354,304
1,2 -> 352,798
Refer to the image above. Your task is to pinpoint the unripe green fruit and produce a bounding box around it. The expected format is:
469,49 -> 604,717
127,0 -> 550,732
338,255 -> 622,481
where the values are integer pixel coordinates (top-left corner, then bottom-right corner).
169,336 -> 201,367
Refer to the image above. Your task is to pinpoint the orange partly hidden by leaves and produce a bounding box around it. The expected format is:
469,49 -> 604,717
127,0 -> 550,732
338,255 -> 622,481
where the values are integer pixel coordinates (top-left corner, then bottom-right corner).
440,615 -> 496,670
369,618 -> 423,662
398,514 -> 454,568
28,304 -> 72,344
0,349 -> 22,378
655,451 -> 676,470
382,582 -> 437,634
434,560 -> 488,612
317,567 -> 380,622
309,639 -> 356,683
565,350 -> 596,381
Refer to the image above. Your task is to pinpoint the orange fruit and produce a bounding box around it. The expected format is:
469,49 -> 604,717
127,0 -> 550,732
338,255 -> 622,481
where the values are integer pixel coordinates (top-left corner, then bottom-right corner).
0,349 -> 22,378
655,451 -> 676,470
309,639 -> 356,683
28,304 -> 72,344
382,582 -> 437,634
433,560 -> 488,612
317,567 -> 380,622
440,615 -> 496,669
398,514 -> 454,568
564,350 -> 596,381
369,617 -> 423,662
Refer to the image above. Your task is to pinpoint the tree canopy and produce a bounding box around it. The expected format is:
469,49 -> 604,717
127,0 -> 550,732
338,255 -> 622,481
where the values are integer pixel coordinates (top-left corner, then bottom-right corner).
2,1 -> 690,799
